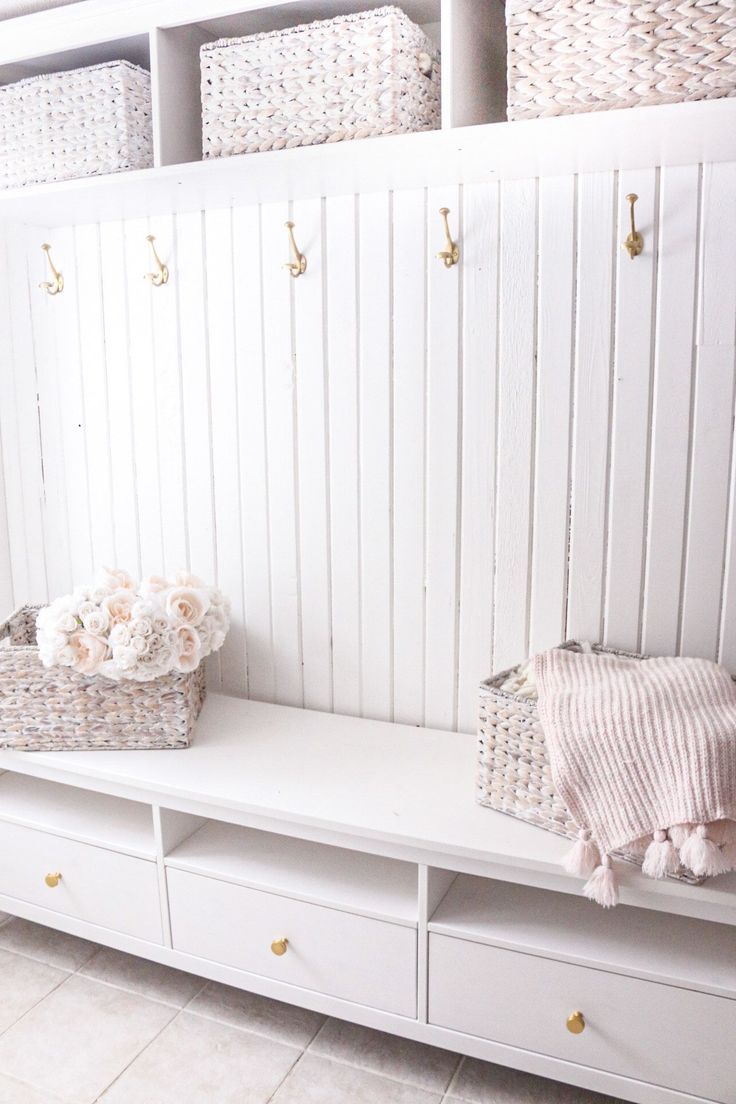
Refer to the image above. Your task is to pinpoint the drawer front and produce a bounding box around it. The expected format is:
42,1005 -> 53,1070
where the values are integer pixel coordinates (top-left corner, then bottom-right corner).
168,868 -> 416,1017
429,934 -> 736,1103
0,819 -> 162,944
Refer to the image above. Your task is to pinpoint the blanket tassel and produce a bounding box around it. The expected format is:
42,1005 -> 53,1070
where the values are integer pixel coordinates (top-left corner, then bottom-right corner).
679,825 -> 732,878
563,828 -> 600,877
583,854 -> 619,908
642,829 -> 679,879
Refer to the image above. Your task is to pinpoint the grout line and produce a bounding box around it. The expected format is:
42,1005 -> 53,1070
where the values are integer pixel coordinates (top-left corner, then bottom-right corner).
92,1006 -> 183,1102
264,1048 -> 307,1104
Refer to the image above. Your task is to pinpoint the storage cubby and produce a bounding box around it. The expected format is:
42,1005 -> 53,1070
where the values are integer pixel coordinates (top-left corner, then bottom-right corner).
0,33 -> 150,86
164,819 -> 419,925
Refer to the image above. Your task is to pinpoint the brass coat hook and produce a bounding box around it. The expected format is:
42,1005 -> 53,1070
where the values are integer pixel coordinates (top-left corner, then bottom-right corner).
437,207 -> 459,268
622,193 -> 644,259
284,221 -> 307,278
144,234 -> 169,286
39,243 -> 63,295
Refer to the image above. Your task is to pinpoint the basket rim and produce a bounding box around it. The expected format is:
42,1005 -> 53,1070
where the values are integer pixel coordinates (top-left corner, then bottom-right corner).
0,59 -> 150,95
201,5 -> 433,54
480,640 -> 648,700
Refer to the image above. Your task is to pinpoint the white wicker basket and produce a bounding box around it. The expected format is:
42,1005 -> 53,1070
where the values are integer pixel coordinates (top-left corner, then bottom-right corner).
0,60 -> 153,190
507,0 -> 736,121
478,642 -> 702,884
200,5 -> 441,158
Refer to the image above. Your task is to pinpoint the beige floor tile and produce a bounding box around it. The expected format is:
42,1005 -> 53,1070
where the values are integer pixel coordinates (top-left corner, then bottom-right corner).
0,949 -> 68,1034
310,1018 -> 459,1093
100,1009 -> 300,1103
188,981 -> 325,1046
0,920 -> 97,972
0,975 -> 175,1104
447,1058 -> 626,1104
272,1054 -> 443,1103
80,947 -> 204,1008
0,1072 -> 67,1104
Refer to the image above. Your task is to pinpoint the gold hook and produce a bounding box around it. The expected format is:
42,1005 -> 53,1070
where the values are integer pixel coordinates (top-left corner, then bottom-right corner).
622,193 -> 643,260
283,221 -> 307,278
39,243 -> 64,296
437,207 -> 459,268
144,234 -> 169,286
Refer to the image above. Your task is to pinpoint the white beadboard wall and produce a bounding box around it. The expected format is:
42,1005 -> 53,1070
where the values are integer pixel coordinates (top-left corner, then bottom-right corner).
1,161 -> 736,734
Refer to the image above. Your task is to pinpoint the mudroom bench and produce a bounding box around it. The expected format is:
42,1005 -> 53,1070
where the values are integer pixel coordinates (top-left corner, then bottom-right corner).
0,693 -> 734,1104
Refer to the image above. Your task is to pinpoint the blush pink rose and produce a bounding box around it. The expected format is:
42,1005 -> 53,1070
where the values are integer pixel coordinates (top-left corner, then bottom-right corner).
166,586 -> 210,627
175,571 -> 206,588
102,589 -> 136,625
174,625 -> 202,673
69,631 -> 108,675
97,567 -> 136,592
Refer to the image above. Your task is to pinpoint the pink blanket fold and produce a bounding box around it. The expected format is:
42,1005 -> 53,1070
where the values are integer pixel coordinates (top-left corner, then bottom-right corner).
534,647 -> 736,907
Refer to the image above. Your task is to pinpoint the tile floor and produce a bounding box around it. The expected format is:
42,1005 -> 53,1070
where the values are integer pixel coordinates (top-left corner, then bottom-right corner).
0,912 -> 626,1104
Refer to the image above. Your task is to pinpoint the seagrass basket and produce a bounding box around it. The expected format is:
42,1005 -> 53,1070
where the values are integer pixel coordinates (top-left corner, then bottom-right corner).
200,5 -> 441,158
506,0 -> 736,121
478,641 -> 701,884
0,606 -> 205,751
0,60 -> 153,190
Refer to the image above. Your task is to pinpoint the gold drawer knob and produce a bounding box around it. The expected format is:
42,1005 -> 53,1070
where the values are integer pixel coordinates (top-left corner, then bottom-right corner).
44,872 -> 62,889
566,1010 -> 585,1035
270,937 -> 288,957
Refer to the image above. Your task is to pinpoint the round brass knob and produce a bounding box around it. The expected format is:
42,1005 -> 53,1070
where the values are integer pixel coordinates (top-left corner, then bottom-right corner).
270,937 -> 288,957
44,872 -> 62,889
566,1010 -> 585,1035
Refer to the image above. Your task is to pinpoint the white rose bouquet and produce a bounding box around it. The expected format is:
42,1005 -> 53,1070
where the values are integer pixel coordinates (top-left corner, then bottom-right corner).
36,568 -> 230,682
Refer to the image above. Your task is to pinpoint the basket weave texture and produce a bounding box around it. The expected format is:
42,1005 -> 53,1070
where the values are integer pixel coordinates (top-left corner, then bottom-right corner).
506,0 -> 736,120
0,60 -> 153,190
477,641 -> 701,884
0,606 -> 205,751
200,5 -> 441,157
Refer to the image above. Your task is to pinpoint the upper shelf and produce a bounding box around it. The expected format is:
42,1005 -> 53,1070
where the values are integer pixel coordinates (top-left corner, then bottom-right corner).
3,97 -> 735,228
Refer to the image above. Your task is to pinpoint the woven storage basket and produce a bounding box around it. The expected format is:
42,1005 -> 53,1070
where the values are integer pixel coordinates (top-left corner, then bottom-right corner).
0,60 -> 153,190
0,606 -> 205,751
478,641 -> 701,884
200,5 -> 441,158
506,0 -> 736,121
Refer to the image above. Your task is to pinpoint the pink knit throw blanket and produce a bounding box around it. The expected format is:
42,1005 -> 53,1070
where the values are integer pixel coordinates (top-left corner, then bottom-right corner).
534,647 -> 736,907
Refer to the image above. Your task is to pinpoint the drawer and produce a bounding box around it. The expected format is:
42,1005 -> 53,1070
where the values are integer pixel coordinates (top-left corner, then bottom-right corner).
429,934 -> 736,1103
0,819 -> 162,943
168,867 -> 416,1017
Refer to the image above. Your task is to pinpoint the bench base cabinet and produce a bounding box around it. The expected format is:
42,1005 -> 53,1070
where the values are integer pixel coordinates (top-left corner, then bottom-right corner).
428,934 -> 736,1104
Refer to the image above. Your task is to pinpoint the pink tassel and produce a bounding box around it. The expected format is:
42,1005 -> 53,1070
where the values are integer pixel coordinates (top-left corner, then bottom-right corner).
642,829 -> 678,879
563,828 -> 600,877
583,854 -> 619,908
679,825 -> 731,877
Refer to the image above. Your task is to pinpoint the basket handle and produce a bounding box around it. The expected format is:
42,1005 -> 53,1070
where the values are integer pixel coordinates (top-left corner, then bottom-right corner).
0,606 -> 38,645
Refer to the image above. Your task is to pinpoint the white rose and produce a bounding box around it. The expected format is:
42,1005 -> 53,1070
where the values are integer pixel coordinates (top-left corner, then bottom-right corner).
166,587 -> 210,627
152,615 -> 170,634
102,589 -> 136,625
97,566 -> 136,592
112,644 -> 138,671
175,571 -> 206,588
140,575 -> 170,596
131,616 -> 153,637
77,600 -> 97,622
131,635 -> 148,655
109,622 -> 131,647
81,606 -> 110,636
55,611 -> 78,634
132,600 -> 156,620
173,625 -> 202,673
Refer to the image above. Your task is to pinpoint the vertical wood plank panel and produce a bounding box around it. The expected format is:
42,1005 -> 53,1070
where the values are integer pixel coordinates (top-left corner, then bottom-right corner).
50,225 -> 94,587
175,211 -> 216,586
393,188 -> 426,726
604,169 -> 657,649
425,186 -> 461,730
28,226 -> 73,598
75,223 -> 116,570
150,215 -> 188,576
358,191 -> 392,721
99,220 -> 140,575
566,172 -> 615,644
681,162 -> 736,660
262,200 -> 303,707
232,204 -> 275,703
125,217 -> 163,576
457,181 -> 498,732
293,196 -> 332,713
325,194 -> 361,717
641,164 -> 699,656
529,175 -> 575,655
0,432 -> 13,613
203,207 -> 246,695
494,178 -> 537,671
